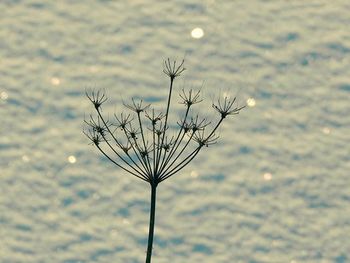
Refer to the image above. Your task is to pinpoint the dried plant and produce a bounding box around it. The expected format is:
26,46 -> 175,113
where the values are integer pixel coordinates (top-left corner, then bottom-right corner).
84,59 -> 245,262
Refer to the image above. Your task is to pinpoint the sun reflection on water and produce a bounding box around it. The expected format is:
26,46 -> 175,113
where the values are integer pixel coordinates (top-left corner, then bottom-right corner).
263,172 -> 272,181
68,155 -> 76,164
190,170 -> 199,178
22,155 -> 30,162
122,218 -> 130,225
322,127 -> 330,134
247,98 -> 256,107
1,91 -> 8,100
51,77 -> 61,86
191,27 -> 204,39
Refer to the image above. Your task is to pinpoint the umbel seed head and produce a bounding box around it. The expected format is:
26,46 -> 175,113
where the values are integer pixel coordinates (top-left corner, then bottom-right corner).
163,58 -> 186,80
86,89 -> 107,109
212,96 -> 246,119
84,58 -> 245,185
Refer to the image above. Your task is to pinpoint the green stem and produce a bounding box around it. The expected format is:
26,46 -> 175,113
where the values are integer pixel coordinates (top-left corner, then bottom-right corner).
145,184 -> 157,263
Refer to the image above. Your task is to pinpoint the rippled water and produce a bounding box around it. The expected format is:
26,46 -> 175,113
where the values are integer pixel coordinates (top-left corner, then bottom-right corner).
1,1 -> 349,262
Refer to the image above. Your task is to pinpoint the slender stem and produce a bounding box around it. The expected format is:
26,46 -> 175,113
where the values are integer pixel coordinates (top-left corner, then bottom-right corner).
95,144 -> 148,182
96,109 -> 121,147
163,78 -> 174,135
122,128 -> 151,179
160,118 -> 225,181
156,78 -> 174,173
132,137 -> 152,176
146,184 -> 157,263
137,113 -> 152,175
155,133 -> 161,181
96,109 -> 149,180
101,133 -> 149,180
152,123 -> 156,176
158,106 -> 190,173
159,131 -> 188,175
160,146 -> 200,182
159,132 -> 194,177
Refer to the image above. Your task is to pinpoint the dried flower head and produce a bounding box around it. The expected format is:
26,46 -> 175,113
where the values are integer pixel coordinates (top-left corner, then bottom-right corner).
123,98 -> 150,114
177,120 -> 193,133
125,125 -> 140,140
190,115 -> 210,132
145,109 -> 165,125
86,89 -> 107,110
179,88 -> 202,107
212,96 -> 246,119
154,124 -> 166,137
114,112 -> 133,130
160,136 -> 174,152
84,114 -> 110,136
139,141 -> 153,158
163,58 -> 186,80
192,130 -> 219,148
83,128 -> 104,146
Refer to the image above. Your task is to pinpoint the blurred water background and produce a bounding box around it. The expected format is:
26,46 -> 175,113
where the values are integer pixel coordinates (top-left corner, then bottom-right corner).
1,1 -> 349,262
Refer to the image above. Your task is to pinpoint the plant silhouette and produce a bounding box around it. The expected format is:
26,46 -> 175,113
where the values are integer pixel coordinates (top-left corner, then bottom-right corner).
84,59 -> 245,262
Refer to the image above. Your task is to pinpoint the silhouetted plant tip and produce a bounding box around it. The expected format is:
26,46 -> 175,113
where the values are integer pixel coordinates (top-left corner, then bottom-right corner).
179,88 -> 203,107
126,125 -> 140,139
123,98 -> 151,113
83,127 -> 103,146
84,58 -> 245,263
163,58 -> 186,80
114,112 -> 133,131
177,119 -> 193,133
192,129 -> 219,147
212,96 -> 246,119
86,89 -> 107,110
190,115 -> 211,132
84,114 -> 111,136
145,109 -> 165,125
118,141 -> 132,154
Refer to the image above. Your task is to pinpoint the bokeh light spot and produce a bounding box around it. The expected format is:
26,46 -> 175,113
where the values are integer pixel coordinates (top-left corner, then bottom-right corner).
22,155 -> 30,162
322,127 -> 330,134
51,77 -> 60,86
122,218 -> 130,225
191,27 -> 204,39
263,172 -> 272,181
247,98 -> 256,107
1,91 -> 8,100
68,155 -> 76,164
190,170 -> 199,178
89,66 -> 99,73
